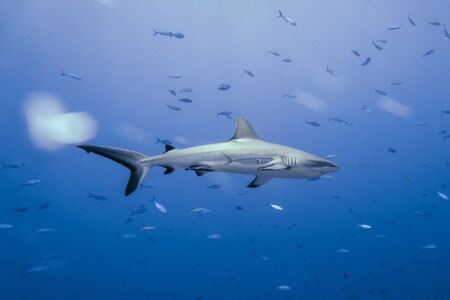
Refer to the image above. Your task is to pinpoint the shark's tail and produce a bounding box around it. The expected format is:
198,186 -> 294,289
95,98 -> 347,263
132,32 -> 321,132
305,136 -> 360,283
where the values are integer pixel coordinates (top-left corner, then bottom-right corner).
78,145 -> 152,196
277,10 -> 283,17
152,29 -> 158,36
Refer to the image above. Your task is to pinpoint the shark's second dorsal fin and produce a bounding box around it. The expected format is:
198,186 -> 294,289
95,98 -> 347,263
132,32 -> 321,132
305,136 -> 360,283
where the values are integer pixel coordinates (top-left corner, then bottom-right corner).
229,116 -> 260,141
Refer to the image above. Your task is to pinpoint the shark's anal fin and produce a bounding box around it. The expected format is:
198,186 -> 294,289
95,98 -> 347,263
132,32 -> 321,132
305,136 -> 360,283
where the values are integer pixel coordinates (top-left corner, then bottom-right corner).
163,167 -> 175,174
247,175 -> 273,188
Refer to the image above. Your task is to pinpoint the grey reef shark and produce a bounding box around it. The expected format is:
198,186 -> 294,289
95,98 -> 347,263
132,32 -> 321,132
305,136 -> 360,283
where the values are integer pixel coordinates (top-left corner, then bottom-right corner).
78,116 -> 339,196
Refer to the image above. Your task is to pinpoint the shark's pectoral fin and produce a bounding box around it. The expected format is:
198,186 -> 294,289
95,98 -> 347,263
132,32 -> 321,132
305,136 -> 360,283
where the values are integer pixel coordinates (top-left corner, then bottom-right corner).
259,164 -> 290,171
247,175 -> 273,188
185,165 -> 213,176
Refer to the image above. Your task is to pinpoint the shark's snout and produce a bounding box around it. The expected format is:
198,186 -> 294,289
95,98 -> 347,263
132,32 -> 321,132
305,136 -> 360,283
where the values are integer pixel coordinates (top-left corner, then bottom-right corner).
302,159 -> 340,174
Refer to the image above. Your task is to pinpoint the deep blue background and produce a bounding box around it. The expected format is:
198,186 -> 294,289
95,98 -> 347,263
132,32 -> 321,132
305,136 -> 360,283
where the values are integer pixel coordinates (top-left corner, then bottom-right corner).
1,1 -> 449,299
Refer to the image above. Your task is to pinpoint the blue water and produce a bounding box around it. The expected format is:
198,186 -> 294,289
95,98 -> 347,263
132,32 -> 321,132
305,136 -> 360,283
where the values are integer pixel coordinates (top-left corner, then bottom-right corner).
1,1 -> 450,299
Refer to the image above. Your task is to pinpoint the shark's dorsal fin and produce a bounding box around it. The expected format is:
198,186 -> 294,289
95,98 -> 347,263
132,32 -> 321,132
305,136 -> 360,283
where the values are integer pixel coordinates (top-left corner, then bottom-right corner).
229,116 -> 260,141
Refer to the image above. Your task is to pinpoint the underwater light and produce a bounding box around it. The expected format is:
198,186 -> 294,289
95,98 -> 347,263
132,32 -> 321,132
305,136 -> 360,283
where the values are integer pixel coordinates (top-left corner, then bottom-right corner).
23,93 -> 97,151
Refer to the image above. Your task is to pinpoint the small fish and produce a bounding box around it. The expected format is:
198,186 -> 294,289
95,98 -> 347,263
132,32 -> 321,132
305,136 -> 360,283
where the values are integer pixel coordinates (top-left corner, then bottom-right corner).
404,176 -> 415,183
152,198 -> 167,214
269,203 -> 283,211
243,69 -> 255,77
282,93 -> 297,98
372,41 -> 383,50
24,266 -> 48,274
216,111 -> 233,119
217,83 -> 231,91
421,244 -> 437,250
60,71 -> 82,80
153,30 -> 173,37
413,210 -> 431,218
337,248 -> 350,254
376,39 -> 388,44
428,21 -> 441,26
32,227 -> 56,234
389,81 -> 403,86
207,184 -> 221,189
167,75 -> 182,79
156,138 -> 172,145
436,191 -> 448,200
36,202 -> 50,211
361,57 -> 371,66
444,25 -> 450,40
408,14 -> 416,26
357,224 -> 372,229
12,207 -> 28,213
351,50 -> 360,57
179,88 -> 194,93
386,147 -> 397,154
237,191 -> 248,196
442,134 -> 450,140
276,285 -> 291,291
281,58 -> 292,63
166,103 -> 181,111
325,66 -> 338,76
0,162 -> 25,169
374,89 -> 387,95
119,234 -> 140,239
277,10 -> 297,26
325,154 -> 337,159
140,225 -> 156,231
37,254 -> 62,261
387,26 -> 401,30
206,233 -> 222,240
361,105 -> 374,115
168,90 -> 177,96
0,224 -> 13,229
416,122 -> 429,126
130,207 -> 147,215
422,49 -> 436,58
189,208 -> 212,215
123,217 -> 133,224
372,234 -> 387,240
305,120 -> 320,127
172,32 -> 185,39
87,193 -> 107,201
437,130 -> 448,135
20,179 -> 40,189
344,272 -> 349,280
178,97 -> 193,103
266,50 -> 280,56
235,205 -> 242,210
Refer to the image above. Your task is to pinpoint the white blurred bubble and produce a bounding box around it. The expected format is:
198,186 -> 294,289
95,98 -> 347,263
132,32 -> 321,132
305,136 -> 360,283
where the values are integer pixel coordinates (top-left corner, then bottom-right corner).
23,93 -> 97,151
377,97 -> 413,119
294,90 -> 328,113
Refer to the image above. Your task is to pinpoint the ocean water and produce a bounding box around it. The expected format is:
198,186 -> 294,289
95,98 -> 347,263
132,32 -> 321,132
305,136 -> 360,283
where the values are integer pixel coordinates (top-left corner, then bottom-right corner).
1,1 -> 450,299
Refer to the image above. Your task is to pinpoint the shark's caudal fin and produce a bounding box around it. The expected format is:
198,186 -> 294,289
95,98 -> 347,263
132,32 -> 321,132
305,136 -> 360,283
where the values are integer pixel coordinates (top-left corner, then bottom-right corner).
78,145 -> 151,196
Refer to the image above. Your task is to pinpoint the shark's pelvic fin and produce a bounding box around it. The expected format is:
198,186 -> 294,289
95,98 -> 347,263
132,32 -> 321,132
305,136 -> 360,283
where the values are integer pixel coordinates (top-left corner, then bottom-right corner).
78,145 -> 151,196
247,175 -> 273,188
229,116 -> 261,141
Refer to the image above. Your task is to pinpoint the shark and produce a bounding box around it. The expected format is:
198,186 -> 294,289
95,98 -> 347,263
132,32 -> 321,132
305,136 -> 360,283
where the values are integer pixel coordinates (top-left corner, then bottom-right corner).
78,116 -> 339,196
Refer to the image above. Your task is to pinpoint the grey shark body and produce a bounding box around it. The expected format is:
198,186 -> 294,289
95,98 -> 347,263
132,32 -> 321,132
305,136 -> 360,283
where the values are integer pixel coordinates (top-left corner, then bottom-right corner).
78,116 -> 339,196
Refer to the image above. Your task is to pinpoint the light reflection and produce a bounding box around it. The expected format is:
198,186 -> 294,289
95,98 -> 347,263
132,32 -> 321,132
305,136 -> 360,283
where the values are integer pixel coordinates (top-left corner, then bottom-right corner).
23,93 -> 97,151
